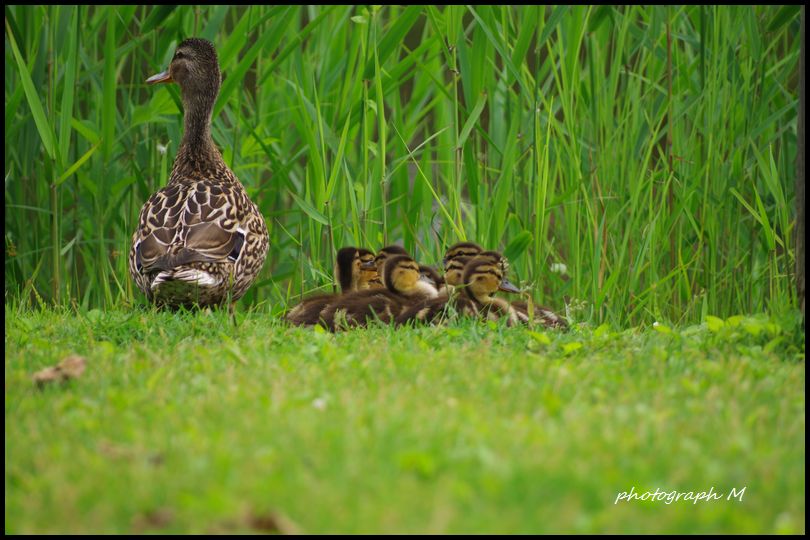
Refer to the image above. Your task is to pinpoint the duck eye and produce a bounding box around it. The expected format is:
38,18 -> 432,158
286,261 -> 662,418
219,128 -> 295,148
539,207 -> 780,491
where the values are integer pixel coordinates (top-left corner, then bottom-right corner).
174,51 -> 185,60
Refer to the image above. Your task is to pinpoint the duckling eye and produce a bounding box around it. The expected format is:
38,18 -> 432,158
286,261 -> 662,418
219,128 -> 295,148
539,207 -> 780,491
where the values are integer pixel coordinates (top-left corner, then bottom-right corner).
174,51 -> 186,60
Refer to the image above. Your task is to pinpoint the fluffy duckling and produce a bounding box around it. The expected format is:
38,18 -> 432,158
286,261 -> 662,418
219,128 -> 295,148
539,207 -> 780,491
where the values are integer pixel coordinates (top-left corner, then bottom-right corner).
442,255 -> 474,293
481,251 -> 567,328
286,247 -> 364,326
397,253 -> 520,326
473,251 -> 567,329
321,254 -> 439,331
457,255 -> 522,324
439,242 -> 483,295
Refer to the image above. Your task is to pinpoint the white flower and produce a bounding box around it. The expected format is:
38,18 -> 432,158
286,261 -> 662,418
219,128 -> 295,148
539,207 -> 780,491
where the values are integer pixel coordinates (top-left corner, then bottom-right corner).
550,262 -> 568,275
312,397 -> 327,411
157,142 -> 168,155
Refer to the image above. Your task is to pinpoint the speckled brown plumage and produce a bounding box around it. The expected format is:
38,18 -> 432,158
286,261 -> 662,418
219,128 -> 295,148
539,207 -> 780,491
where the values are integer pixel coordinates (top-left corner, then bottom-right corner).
129,38 -> 268,308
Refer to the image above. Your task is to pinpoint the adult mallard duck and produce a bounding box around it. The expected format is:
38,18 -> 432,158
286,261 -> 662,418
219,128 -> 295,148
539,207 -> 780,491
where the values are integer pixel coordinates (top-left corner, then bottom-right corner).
129,38 -> 268,308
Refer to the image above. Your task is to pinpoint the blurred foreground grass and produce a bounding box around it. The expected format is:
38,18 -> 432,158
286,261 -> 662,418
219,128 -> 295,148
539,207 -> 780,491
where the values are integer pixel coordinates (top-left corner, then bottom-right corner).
4,308 -> 805,533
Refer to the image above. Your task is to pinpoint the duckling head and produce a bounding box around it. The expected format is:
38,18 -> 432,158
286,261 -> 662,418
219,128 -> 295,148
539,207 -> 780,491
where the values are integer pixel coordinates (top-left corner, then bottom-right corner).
356,248 -> 377,289
368,244 -> 409,282
443,242 -> 483,265
444,255 -> 473,287
461,256 -> 520,302
475,251 -> 519,292
384,255 -> 439,299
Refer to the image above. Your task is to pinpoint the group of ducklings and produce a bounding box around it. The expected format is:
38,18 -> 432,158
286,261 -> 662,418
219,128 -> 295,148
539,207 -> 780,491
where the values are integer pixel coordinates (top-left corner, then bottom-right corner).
286,243 -> 567,331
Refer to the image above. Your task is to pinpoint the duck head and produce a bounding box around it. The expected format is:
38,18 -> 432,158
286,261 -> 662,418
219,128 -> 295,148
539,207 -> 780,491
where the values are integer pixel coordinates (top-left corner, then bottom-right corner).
461,255 -> 520,302
443,241 -> 482,265
384,255 -> 438,299
476,251 -> 519,293
356,248 -> 377,289
147,38 -> 221,99
365,244 -> 409,283
147,38 -> 221,153
444,255 -> 473,287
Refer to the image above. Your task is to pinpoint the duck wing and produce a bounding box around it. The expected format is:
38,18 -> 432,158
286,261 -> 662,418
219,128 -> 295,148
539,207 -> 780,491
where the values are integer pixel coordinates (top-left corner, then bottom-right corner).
132,180 -> 247,277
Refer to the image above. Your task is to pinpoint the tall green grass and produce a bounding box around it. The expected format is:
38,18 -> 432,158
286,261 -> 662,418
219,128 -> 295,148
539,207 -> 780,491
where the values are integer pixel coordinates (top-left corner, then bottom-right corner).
4,5 -> 802,325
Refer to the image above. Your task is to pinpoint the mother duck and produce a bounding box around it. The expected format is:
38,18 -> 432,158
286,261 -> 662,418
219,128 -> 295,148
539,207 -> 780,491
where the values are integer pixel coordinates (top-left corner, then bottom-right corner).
129,38 -> 269,308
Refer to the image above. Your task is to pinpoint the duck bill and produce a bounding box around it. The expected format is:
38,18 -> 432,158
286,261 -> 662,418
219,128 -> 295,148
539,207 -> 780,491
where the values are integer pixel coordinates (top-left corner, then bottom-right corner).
146,70 -> 173,85
360,260 -> 376,269
498,279 -> 520,293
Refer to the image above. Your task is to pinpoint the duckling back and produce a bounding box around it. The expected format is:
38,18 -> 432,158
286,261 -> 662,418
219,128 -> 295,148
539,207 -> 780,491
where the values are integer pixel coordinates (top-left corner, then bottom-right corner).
511,300 -> 569,329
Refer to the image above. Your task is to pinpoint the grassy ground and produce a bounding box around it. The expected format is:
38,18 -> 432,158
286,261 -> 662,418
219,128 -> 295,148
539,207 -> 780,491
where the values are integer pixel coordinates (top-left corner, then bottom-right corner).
5,307 -> 805,533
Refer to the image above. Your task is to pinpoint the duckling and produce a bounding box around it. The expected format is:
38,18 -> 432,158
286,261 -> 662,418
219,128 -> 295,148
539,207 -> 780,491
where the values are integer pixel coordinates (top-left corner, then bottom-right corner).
457,255 -> 522,324
398,253 -> 520,326
285,247 -> 363,326
321,254 -> 438,331
439,242 -> 483,295
472,251 -> 567,329
364,244 -> 409,288
130,38 -> 268,308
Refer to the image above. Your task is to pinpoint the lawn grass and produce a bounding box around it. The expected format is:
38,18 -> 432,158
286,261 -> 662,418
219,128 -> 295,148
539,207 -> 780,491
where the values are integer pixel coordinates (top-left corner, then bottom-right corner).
5,307 -> 805,533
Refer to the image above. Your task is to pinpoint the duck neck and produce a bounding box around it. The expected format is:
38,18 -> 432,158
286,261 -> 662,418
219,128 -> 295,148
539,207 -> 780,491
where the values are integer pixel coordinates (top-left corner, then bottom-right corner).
178,92 -> 220,163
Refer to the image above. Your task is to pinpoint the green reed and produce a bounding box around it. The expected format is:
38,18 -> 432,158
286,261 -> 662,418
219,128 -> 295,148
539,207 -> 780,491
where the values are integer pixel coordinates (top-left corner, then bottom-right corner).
4,5 -> 802,324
